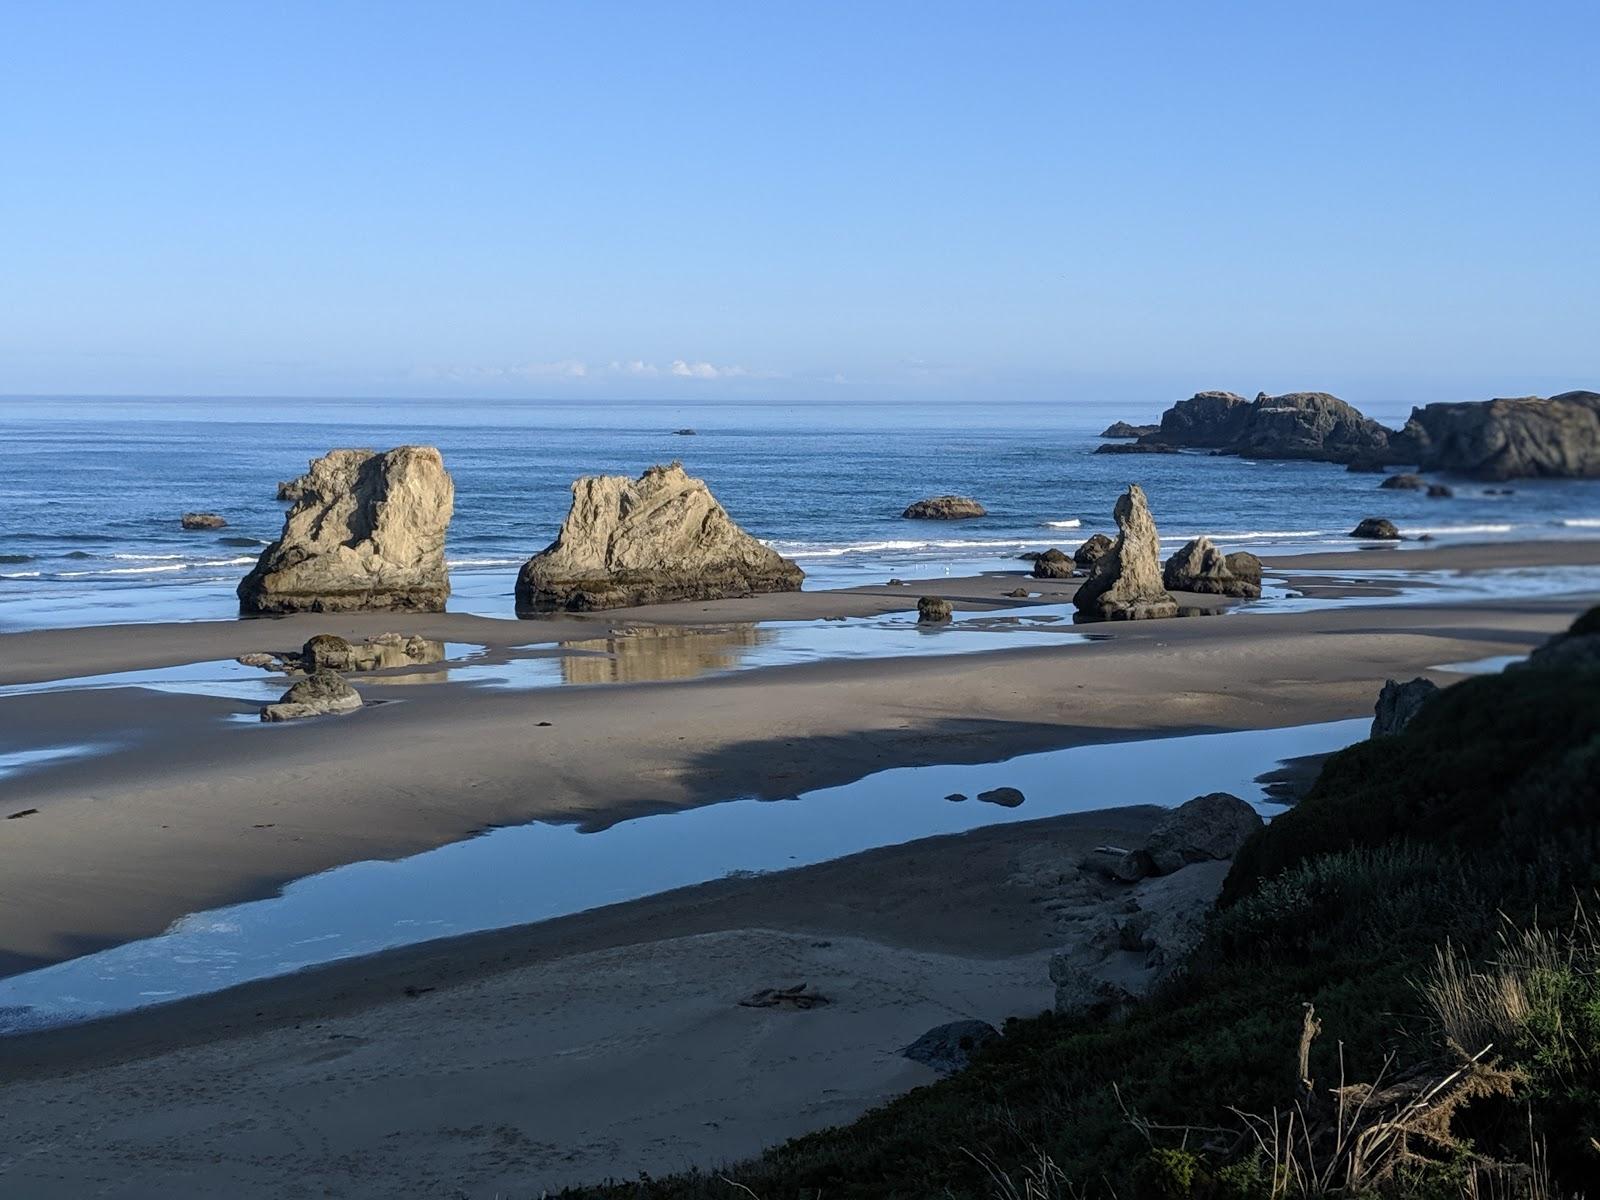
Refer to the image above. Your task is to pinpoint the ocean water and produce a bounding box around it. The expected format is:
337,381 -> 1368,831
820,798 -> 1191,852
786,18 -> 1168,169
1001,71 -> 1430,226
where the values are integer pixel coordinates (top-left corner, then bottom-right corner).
3,395 -> 1599,631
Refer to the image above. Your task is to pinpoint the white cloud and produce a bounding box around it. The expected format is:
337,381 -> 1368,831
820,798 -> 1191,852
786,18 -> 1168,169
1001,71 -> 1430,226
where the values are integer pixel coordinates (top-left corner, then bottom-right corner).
669,359 -> 748,379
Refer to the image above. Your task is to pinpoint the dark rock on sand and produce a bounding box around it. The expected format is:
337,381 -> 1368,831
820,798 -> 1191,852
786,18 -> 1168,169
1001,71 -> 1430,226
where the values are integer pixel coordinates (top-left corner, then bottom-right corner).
1395,391 -> 1600,480
260,669 -> 363,722
1073,484 -> 1179,622
1099,421 -> 1160,438
1349,517 -> 1401,540
1379,473 -> 1425,490
1073,533 -> 1114,569
1144,793 -> 1263,875
1371,677 -> 1439,737
241,447 -> 453,614
917,596 -> 953,624
180,512 -> 228,530
976,786 -> 1024,808
1030,548 -> 1074,579
901,495 -> 987,520
515,463 -> 803,613
1004,587 -> 1029,598
1161,536 -> 1261,599
902,1020 -> 1000,1073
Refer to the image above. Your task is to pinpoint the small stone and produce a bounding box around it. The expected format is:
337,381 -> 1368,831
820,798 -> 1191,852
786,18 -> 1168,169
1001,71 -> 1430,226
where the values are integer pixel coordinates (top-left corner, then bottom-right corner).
917,596 -> 953,624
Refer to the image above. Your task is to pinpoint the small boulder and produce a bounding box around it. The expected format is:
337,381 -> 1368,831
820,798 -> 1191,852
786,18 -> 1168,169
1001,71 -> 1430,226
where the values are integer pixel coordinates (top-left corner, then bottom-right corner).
1073,533 -> 1114,569
1004,587 -> 1029,598
1349,518 -> 1401,540
180,512 -> 228,530
1161,536 -> 1262,599
901,1019 -> 1000,1073
1073,485 -> 1179,622
260,669 -> 363,722
901,495 -> 987,520
976,786 -> 1024,808
1379,473 -> 1425,490
1144,793 -> 1263,875
917,596 -> 953,624
1371,677 -> 1439,737
1427,483 -> 1454,498
1031,549 -> 1074,579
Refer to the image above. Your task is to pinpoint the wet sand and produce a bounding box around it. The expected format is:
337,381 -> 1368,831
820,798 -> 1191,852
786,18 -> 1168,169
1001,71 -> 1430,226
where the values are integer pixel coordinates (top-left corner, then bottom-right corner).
1,540 -> 1596,973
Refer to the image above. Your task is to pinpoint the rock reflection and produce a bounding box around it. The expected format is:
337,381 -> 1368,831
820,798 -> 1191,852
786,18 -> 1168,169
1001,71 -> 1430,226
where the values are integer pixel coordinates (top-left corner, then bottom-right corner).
559,623 -> 773,684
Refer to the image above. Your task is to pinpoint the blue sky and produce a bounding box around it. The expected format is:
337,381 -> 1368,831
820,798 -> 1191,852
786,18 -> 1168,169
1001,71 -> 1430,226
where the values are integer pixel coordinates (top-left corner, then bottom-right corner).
1,2 -> 1596,405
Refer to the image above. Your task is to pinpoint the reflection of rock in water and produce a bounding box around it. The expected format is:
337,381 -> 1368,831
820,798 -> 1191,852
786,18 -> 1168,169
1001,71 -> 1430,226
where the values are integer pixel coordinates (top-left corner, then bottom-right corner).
559,623 -> 771,684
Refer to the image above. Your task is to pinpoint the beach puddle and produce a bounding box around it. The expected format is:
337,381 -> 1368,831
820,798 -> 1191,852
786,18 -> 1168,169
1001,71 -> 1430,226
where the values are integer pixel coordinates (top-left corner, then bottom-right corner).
0,743 -> 109,785
1432,653 -> 1528,675
1252,564 -> 1600,614
0,717 -> 1367,1032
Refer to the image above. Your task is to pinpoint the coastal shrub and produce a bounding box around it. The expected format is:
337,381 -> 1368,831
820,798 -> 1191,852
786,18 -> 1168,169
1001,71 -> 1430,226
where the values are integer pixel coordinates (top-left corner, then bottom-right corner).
1222,667 -> 1600,906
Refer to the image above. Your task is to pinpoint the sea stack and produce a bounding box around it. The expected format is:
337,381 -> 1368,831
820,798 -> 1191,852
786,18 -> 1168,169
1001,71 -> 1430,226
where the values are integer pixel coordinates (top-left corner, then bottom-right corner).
515,462 -> 803,613
238,446 -> 454,614
1162,537 -> 1262,599
1073,484 -> 1179,622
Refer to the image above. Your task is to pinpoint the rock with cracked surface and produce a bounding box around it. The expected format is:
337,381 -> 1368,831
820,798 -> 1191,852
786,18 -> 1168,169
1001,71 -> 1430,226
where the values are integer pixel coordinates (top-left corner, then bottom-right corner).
1144,792 -> 1263,875
1072,484 -> 1179,622
240,446 -> 453,614
515,463 -> 803,613
1396,391 -> 1600,480
1162,536 -> 1261,599
916,596 -> 953,624
260,669 -> 363,722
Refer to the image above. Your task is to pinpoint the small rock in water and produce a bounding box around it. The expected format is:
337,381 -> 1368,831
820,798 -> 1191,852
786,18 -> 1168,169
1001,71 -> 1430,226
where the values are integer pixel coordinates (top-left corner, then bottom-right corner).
672,428 -> 697,436
1031,549 -> 1073,580
1378,473 -> 1424,490
902,1019 -> 1000,1073
917,596 -> 953,623
945,792 -> 968,802
260,669 -> 363,722
976,786 -> 1024,808
180,512 -> 228,530
901,495 -> 986,520
1427,483 -> 1454,498
1349,517 -> 1401,540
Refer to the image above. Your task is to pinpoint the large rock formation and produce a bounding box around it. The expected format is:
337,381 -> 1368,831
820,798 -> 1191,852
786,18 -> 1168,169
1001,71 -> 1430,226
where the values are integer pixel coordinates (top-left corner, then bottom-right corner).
1395,391 -> 1600,480
1161,536 -> 1262,598
1120,390 -> 1395,464
901,495 -> 987,520
1073,484 -> 1179,622
239,447 -> 454,614
515,463 -> 803,613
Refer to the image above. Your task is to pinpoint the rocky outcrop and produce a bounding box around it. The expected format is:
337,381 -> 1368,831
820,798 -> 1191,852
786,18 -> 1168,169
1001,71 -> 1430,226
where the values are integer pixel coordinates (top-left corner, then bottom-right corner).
917,596 -> 953,623
1073,533 -> 1114,569
260,670 -> 363,722
1395,391 -> 1600,480
1132,390 -> 1394,464
1349,518 -> 1401,540
1030,548 -> 1074,579
901,495 -> 987,520
1515,606 -> 1600,675
240,447 -> 453,615
1379,473 -> 1424,490
180,512 -> 227,530
1099,421 -> 1159,438
1161,537 -> 1262,599
902,1020 -> 999,1073
1372,677 -> 1438,737
515,463 -> 803,613
1144,793 -> 1263,875
1093,441 -> 1179,455
1073,484 -> 1178,622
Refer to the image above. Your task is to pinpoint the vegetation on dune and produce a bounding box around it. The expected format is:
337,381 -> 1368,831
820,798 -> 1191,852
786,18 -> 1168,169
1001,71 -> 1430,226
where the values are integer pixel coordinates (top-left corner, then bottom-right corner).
564,609 -> 1600,1200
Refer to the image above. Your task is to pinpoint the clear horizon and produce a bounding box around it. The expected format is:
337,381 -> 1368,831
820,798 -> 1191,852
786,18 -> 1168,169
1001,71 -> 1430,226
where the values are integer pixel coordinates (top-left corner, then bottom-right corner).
2,2 -> 1596,404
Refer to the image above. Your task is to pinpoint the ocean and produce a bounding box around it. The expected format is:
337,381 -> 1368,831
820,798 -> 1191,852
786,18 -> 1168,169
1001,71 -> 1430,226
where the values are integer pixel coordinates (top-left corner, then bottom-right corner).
3,394 -> 1599,632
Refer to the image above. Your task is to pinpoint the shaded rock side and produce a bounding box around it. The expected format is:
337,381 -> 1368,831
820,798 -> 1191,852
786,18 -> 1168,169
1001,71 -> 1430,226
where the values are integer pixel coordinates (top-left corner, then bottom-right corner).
1396,391 -> 1600,480
1073,533 -> 1114,569
1072,484 -> 1178,622
1144,793 -> 1263,875
1349,517 -> 1401,540
240,447 -> 453,615
1030,548 -> 1074,579
901,495 -> 987,520
1372,676 -> 1439,737
515,463 -> 803,614
1161,536 -> 1262,598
